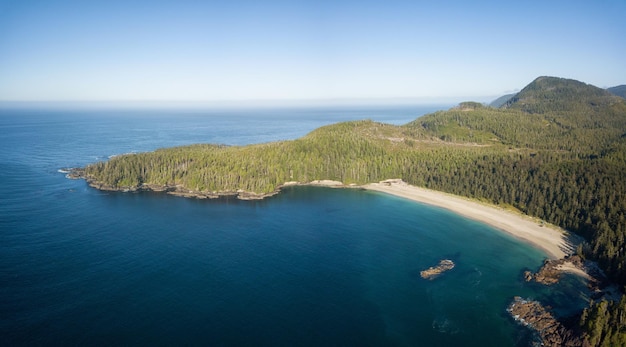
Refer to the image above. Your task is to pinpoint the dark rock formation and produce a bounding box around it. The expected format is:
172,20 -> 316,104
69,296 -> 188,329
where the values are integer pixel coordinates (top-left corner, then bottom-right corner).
524,255 -> 604,290
508,297 -> 582,346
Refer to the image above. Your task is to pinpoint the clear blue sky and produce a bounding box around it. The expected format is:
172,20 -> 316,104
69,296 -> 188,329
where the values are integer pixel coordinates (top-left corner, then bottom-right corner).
1,0 -> 625,103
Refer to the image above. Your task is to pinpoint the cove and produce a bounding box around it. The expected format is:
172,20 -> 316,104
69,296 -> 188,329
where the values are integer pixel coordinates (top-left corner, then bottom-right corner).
5,182 -> 555,346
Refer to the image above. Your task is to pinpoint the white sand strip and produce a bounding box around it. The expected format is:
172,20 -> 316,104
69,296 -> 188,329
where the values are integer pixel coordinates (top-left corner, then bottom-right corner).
363,180 -> 575,259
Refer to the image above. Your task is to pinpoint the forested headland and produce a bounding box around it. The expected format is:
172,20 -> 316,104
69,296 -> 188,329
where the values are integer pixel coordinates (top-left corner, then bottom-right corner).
78,76 -> 626,345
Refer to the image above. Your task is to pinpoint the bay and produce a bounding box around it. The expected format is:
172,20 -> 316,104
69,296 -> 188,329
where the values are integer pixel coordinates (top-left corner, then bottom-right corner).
0,105 -> 588,346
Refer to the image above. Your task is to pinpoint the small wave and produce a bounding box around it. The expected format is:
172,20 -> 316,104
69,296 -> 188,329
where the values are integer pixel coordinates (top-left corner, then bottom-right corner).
57,168 -> 70,174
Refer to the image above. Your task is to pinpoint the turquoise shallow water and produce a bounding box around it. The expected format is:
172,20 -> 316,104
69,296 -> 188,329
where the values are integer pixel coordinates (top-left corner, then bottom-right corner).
0,106 -> 588,346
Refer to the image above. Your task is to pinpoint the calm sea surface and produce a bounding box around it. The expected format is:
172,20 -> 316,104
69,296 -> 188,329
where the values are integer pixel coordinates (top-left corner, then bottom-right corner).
0,105 -> 589,346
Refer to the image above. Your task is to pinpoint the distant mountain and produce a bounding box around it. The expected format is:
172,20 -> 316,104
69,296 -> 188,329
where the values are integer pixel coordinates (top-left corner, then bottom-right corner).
503,76 -> 621,113
489,93 -> 516,108
411,79 -> 625,156
607,85 -> 626,99
502,76 -> 626,133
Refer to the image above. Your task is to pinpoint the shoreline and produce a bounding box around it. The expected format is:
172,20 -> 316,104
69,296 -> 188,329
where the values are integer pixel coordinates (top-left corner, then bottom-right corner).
362,179 -> 577,259
68,168 -> 577,260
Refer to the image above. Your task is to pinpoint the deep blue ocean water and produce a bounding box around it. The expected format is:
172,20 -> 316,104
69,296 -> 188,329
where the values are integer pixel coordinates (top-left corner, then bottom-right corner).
0,105 -> 589,346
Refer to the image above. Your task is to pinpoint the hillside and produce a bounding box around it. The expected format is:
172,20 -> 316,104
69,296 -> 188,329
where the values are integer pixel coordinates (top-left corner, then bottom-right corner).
411,77 -> 626,153
608,85 -> 626,99
78,76 -> 626,345
489,93 -> 515,107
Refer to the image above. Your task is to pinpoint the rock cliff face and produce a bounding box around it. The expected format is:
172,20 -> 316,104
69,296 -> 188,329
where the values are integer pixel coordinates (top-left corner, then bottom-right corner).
508,297 -> 582,347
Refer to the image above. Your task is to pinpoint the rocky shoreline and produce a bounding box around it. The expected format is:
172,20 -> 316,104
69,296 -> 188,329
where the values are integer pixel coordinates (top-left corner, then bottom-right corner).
65,168 -> 349,200
523,255 -> 607,294
507,296 -> 582,346
67,168 -> 278,200
511,255 -> 620,346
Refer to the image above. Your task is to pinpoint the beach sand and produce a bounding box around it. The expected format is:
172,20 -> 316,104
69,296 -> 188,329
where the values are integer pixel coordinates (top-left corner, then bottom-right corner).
556,262 -> 592,280
363,179 -> 577,259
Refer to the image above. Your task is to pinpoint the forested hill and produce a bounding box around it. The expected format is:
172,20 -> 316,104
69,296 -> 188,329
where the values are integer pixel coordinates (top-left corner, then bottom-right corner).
412,76 -> 626,152
503,77 -> 626,124
80,76 -> 626,345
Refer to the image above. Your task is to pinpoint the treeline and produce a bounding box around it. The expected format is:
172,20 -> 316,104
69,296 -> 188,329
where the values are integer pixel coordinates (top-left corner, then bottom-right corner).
86,121 -> 402,193
579,295 -> 626,346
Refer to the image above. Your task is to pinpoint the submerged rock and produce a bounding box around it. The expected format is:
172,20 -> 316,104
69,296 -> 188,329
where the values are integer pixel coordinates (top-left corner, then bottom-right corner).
65,167 -> 85,179
420,259 -> 455,280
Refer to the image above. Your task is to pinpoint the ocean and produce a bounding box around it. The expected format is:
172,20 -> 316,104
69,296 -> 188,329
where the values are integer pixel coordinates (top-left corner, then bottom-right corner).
0,105 -> 589,346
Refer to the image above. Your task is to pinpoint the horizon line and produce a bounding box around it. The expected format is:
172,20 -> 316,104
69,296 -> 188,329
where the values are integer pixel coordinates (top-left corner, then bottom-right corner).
0,95 -> 498,109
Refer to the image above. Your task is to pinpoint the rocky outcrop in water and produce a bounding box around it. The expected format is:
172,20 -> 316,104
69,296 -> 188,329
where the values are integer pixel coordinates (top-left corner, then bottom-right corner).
64,167 -> 85,180
523,255 -> 604,290
524,259 -> 570,285
420,259 -> 455,280
507,297 -> 582,347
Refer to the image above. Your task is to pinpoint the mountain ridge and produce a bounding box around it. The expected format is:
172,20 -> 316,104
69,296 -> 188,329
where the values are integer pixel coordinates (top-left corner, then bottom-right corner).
489,93 -> 516,108
503,76 -> 622,112
608,84 -> 626,99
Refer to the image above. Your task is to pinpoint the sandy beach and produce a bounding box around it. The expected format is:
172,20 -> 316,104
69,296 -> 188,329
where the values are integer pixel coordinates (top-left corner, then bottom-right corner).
363,179 -> 577,259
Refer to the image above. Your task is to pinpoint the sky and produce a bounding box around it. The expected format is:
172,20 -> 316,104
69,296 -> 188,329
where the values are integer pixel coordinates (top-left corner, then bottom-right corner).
1,0 -> 625,104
